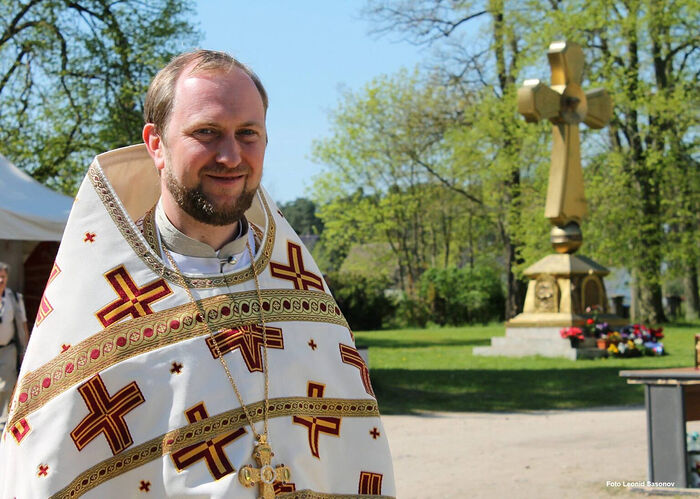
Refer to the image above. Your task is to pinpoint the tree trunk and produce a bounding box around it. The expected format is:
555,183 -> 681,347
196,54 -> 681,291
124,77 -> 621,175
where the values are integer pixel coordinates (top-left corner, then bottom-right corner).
630,278 -> 639,322
504,235 -> 525,319
637,277 -> 667,324
684,262 -> 700,321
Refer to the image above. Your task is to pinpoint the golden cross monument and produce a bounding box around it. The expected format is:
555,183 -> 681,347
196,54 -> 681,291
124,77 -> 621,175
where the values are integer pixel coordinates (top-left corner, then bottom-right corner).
517,40 -> 612,253
472,41 -> 621,360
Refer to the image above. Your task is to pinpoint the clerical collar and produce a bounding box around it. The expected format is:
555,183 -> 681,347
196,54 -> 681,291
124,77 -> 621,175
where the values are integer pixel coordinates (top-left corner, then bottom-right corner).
155,201 -> 249,259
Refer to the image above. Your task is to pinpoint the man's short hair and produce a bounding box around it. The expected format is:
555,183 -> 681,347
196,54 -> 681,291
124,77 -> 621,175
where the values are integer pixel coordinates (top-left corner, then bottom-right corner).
144,49 -> 268,135
0,261 -> 9,273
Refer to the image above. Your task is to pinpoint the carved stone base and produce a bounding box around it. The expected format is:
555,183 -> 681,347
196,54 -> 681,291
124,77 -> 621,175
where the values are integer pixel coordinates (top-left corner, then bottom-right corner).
473,252 -> 624,359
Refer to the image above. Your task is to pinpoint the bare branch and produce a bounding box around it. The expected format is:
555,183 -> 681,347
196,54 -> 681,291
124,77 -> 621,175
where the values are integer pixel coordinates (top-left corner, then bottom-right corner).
0,0 -> 43,48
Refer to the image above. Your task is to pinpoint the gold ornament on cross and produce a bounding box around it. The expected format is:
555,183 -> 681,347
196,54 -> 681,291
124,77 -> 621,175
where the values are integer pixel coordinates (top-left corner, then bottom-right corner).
517,40 -> 612,253
238,436 -> 292,499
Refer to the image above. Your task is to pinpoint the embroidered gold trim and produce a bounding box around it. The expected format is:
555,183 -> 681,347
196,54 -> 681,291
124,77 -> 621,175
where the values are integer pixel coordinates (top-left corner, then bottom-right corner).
140,205 -> 160,254
9,290 -> 347,427
51,397 -> 381,499
88,162 -> 277,289
278,491 -> 395,499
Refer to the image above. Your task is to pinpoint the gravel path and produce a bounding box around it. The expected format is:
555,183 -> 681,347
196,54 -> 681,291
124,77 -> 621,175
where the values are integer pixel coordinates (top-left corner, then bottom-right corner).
382,406 -> 659,498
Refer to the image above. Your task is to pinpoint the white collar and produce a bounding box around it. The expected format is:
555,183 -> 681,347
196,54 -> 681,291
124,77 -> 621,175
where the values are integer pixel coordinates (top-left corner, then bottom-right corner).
155,201 -> 249,260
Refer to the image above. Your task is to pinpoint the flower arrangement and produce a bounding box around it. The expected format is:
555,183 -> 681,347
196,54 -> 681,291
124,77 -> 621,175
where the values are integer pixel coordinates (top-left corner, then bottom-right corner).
560,326 -> 584,346
558,305 -> 666,357
611,324 -> 664,356
602,324 -> 665,357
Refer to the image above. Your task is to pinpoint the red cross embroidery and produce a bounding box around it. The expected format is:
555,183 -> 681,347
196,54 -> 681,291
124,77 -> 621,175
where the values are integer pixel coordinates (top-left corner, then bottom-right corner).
61,344 -> 71,353
139,480 -> 150,492
70,374 -> 145,455
170,362 -> 183,374
10,418 -> 31,444
96,265 -> 172,327
84,232 -> 96,243
206,325 -> 284,373
293,382 -> 341,459
370,427 -> 380,439
34,294 -> 54,327
171,402 -> 246,480
358,471 -> 383,494
269,242 -> 324,291
47,262 -> 61,285
339,344 -> 375,397
308,339 -> 317,350
37,464 -> 49,477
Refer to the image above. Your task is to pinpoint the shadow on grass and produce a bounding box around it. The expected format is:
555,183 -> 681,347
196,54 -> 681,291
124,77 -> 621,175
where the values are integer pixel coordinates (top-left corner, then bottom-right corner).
356,337 -> 492,349
665,322 -> 700,329
371,367 -> 645,415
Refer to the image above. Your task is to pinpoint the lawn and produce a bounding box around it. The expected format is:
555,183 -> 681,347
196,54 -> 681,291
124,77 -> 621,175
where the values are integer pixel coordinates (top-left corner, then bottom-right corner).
355,322 -> 700,414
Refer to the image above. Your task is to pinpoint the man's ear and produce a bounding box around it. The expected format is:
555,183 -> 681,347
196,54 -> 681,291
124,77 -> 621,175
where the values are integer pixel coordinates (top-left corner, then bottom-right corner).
143,123 -> 165,172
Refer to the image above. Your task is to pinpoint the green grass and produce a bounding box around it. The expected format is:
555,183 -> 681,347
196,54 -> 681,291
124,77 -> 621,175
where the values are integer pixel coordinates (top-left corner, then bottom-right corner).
355,322 -> 700,414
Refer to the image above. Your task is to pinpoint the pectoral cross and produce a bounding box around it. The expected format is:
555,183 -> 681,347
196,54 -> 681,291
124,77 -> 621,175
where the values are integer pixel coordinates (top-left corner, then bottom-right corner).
238,436 -> 291,499
517,41 -> 612,253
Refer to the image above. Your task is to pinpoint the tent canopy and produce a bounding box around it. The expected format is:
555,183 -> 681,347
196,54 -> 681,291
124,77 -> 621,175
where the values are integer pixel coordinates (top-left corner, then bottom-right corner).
0,153 -> 73,241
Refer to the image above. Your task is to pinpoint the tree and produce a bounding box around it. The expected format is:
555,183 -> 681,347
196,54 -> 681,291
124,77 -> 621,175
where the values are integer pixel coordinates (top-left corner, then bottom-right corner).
364,0 -> 699,323
311,70 -> 498,295
0,0 -> 199,194
540,0 -> 699,323
363,0 -> 552,319
278,197 -> 324,236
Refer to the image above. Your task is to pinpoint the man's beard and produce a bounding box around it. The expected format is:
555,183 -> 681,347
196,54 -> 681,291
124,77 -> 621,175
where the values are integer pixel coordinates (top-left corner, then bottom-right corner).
164,165 -> 256,226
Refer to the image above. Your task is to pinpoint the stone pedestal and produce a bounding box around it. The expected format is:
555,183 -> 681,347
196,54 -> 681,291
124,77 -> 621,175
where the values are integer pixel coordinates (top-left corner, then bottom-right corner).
473,253 -> 625,359
472,327 -> 605,360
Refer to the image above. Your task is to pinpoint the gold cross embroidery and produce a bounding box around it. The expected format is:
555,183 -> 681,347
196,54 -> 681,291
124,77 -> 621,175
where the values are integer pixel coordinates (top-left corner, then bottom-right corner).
96,265 -> 172,327
70,374 -> 145,455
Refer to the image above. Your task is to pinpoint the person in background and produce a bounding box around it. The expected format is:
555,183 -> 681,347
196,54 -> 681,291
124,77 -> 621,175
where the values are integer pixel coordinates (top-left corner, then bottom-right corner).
0,261 -> 29,432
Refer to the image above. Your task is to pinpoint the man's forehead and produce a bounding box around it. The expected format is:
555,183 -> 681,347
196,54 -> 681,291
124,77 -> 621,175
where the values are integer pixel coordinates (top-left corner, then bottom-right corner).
176,64 -> 255,96
172,65 -> 264,116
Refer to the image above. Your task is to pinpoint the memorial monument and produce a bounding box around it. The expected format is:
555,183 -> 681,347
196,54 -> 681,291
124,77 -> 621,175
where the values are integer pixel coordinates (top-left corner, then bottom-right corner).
474,41 -> 624,360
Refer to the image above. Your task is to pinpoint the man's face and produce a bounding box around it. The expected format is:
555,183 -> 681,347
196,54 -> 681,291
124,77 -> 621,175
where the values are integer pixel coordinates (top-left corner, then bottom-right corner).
0,269 -> 7,296
148,66 -> 266,226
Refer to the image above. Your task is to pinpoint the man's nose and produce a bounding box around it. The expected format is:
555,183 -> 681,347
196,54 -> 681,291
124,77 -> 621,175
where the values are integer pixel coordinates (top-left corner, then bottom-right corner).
215,135 -> 242,167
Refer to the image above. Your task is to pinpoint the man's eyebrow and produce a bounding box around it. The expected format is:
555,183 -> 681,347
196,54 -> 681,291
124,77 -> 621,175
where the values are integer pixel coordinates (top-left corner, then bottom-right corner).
238,120 -> 265,128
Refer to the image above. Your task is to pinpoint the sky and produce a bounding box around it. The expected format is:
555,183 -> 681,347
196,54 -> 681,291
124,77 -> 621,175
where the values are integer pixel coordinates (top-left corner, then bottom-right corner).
193,1 -> 429,203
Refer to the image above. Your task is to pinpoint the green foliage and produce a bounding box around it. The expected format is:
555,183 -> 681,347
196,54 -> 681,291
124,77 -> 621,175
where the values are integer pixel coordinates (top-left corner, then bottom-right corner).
311,70 -> 506,298
278,197 -> 324,236
0,0 -> 200,194
551,0 -> 700,322
326,272 -> 396,331
362,0 -> 699,323
418,266 -> 505,325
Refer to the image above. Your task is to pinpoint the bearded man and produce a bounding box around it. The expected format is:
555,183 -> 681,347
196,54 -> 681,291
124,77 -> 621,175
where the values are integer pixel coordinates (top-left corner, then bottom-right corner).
0,50 -> 395,499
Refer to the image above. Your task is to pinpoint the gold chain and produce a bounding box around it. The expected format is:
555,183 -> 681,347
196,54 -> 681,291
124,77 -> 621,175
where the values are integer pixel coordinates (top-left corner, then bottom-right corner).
162,239 -> 271,444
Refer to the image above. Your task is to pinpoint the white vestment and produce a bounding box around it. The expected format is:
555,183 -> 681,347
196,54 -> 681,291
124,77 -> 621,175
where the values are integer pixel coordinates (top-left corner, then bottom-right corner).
0,144 -> 395,498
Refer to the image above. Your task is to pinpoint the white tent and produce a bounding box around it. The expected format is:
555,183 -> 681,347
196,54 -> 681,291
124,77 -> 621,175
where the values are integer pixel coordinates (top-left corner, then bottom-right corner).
0,153 -> 72,241
0,153 -> 72,292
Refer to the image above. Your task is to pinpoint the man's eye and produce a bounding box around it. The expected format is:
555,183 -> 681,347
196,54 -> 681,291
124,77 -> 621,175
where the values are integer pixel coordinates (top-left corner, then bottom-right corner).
194,129 -> 217,137
238,129 -> 259,141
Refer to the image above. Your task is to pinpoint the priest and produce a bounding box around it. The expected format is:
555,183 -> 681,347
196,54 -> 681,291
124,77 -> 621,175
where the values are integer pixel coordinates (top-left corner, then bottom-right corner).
0,50 -> 395,498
